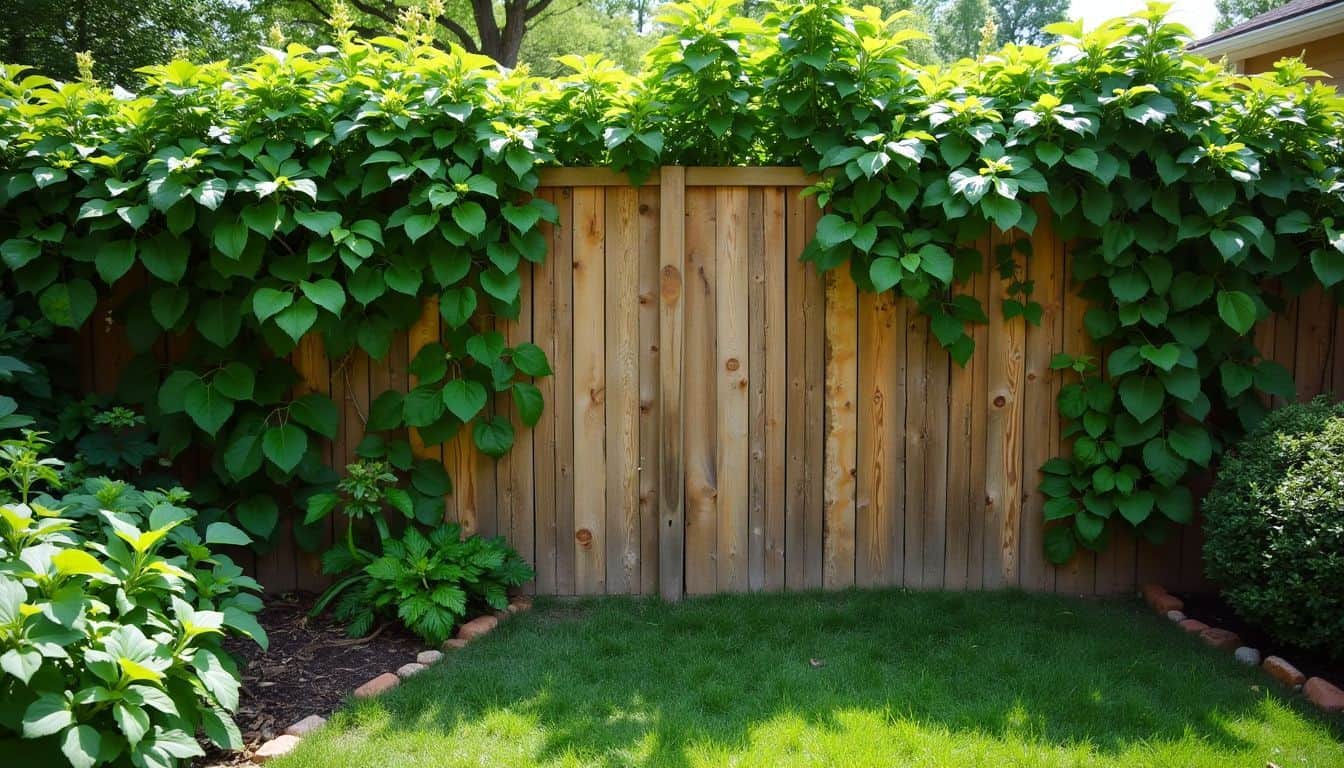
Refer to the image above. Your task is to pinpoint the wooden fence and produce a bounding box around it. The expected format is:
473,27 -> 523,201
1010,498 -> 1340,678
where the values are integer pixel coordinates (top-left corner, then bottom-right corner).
77,167 -> 1344,597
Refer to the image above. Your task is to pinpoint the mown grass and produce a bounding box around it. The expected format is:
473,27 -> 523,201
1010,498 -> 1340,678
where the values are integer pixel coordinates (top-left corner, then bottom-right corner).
272,589 -> 1342,768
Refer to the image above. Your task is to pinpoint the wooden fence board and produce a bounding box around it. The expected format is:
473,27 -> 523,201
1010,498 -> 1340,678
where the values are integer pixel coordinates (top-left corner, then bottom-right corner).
822,263 -> 858,590
657,168 -> 686,601
748,188 -> 768,592
605,186 -> 641,594
784,190 -> 809,591
716,187 -> 751,592
684,185 -> 719,595
761,188 -> 789,591
944,281 -> 975,590
803,202 -> 826,590
638,185 -> 662,596
532,191 -> 561,593
855,290 -> 883,587
903,311 -> 929,587
923,331 -> 950,589
984,229 -> 1025,589
572,187 -> 607,594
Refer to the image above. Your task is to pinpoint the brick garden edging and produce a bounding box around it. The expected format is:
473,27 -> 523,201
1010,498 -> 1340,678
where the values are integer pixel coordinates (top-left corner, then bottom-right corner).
1142,584 -> 1344,716
248,595 -> 533,763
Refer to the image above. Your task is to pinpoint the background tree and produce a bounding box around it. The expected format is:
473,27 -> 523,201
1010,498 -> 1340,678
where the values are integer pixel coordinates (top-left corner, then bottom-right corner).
991,0 -> 1068,46
1214,0 -> 1289,31
0,0 -> 259,85
933,0 -> 994,60
264,0 -> 560,66
518,0 -> 650,75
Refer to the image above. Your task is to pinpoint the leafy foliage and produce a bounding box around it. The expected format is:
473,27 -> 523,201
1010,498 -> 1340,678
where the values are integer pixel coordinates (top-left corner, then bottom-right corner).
0,24 -> 554,545
0,433 -> 265,767
1213,0 -> 1289,33
1,0 -> 1343,564
1203,399 -> 1344,660
305,458 -> 529,644
329,522 -> 532,644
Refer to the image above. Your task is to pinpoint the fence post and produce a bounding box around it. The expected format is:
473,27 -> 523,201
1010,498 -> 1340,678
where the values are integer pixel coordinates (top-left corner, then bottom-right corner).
658,166 -> 686,601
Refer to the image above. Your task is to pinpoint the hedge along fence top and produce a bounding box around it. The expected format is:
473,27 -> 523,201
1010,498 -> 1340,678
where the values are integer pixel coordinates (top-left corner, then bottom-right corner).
1,0 -> 1343,563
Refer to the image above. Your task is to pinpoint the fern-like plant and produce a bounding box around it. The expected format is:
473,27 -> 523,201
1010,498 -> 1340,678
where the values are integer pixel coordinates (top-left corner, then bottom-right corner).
331,523 -> 533,644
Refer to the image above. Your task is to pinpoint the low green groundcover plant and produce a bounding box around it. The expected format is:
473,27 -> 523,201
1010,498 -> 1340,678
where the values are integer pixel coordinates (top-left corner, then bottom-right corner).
0,432 -> 266,767
307,458 -> 533,644
1203,398 -> 1344,660
268,591 -> 1343,768
1,0 -> 1342,565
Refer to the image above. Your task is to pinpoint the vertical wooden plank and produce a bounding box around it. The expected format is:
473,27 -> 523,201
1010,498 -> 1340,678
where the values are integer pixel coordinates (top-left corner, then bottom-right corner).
747,188 -> 768,592
802,201 -> 826,589
658,167 -> 686,601
717,186 -> 750,592
555,190 -> 578,595
761,187 -> 788,591
922,332 -> 950,589
605,186 -> 641,594
857,289 -> 905,587
500,265 -> 536,591
1056,241 -> 1098,596
822,262 -> 858,590
638,184 -> 661,596
944,282 -> 974,591
684,185 -> 718,595
903,312 -> 928,588
533,189 -> 563,594
1273,296 -> 1299,408
784,189 -> 809,590
1020,203 -> 1061,593
1294,285 -> 1332,400
292,332 -> 331,593
1330,308 -> 1344,399
572,187 -> 607,595
984,230 -> 1025,589
339,351 -> 370,468
447,416 -> 477,533
966,240 -> 990,590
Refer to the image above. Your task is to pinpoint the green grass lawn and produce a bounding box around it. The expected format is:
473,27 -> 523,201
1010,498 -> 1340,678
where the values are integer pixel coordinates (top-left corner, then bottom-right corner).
272,590 -> 1343,768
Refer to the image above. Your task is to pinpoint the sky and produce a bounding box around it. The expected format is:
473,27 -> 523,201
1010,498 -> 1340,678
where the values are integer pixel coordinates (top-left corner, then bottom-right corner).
1068,0 -> 1219,38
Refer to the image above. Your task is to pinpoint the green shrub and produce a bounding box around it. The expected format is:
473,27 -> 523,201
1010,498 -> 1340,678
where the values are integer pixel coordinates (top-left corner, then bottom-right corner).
330,523 -> 532,645
0,432 -> 265,767
307,459 -> 532,645
1203,398 -> 1344,660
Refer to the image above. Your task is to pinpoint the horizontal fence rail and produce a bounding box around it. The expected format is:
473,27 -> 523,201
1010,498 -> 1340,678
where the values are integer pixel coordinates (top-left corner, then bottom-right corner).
77,167 -> 1343,597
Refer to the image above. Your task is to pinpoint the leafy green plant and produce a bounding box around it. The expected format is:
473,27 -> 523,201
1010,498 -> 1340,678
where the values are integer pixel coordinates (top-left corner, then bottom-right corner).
305,458 -> 530,644
330,522 -> 533,644
306,458 -> 410,566
0,434 -> 266,767
1203,398 -> 1344,660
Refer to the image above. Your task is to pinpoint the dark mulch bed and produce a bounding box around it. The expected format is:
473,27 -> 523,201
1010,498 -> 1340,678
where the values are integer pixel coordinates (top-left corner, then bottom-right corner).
198,592 -> 428,767
1175,590 -> 1344,685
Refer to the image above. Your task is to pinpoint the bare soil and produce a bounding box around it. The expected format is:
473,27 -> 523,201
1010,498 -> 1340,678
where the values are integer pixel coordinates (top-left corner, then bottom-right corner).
198,592 -> 428,767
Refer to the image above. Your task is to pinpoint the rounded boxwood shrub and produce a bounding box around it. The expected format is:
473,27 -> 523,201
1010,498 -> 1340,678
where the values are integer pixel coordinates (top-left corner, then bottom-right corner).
1203,397 -> 1344,660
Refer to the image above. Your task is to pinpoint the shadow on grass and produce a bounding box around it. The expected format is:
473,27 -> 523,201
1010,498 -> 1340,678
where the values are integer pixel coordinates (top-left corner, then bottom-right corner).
306,589 -> 1343,768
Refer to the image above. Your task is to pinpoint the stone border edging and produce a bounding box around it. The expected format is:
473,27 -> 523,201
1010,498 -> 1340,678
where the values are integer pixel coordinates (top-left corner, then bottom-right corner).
1142,583 -> 1344,715
248,594 -> 534,763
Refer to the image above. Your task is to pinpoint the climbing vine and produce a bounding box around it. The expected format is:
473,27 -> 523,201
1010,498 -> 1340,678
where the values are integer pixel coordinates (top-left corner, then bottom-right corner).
2,0 -> 1342,562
